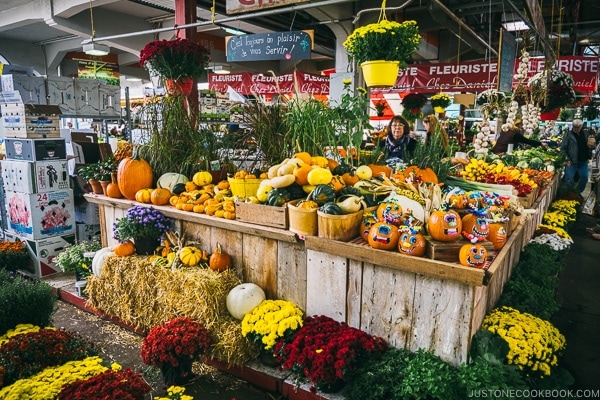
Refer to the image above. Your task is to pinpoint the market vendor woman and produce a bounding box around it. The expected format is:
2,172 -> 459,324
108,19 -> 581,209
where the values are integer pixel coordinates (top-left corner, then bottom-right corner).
381,115 -> 417,160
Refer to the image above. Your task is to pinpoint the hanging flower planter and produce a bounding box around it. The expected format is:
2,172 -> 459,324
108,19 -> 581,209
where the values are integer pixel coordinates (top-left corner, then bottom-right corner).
360,60 -> 400,88
165,77 -> 194,96
540,108 -> 560,121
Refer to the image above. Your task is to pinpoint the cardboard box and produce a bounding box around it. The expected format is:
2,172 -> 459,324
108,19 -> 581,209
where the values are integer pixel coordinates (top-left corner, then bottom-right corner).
4,232 -> 76,278
1,104 -> 62,138
1,159 -> 70,193
10,75 -> 46,104
99,84 -> 121,116
76,222 -> 101,242
4,189 -> 76,240
4,137 -> 67,161
74,200 -> 100,224
46,76 -> 76,114
74,78 -> 101,115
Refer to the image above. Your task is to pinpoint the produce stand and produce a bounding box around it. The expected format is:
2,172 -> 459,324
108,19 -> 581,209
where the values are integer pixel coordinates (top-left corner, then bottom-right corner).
83,173 -> 560,366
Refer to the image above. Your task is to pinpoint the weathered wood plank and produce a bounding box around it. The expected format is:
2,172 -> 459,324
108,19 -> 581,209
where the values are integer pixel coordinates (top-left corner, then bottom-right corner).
346,259 -> 363,329
305,236 -> 485,286
243,234 -> 278,299
409,276 -> 474,366
277,240 -> 307,310
359,263 -> 414,348
305,249 -> 347,322
471,285 -> 488,335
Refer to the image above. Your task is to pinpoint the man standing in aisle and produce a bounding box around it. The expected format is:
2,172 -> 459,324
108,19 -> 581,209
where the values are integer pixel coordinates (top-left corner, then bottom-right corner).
560,119 -> 594,196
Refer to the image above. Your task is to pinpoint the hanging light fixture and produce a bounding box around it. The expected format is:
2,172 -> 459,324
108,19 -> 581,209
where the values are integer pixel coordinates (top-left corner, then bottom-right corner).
83,0 -> 109,56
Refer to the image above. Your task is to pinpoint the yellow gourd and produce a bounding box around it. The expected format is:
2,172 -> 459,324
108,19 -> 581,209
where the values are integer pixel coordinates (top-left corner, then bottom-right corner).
179,246 -> 203,267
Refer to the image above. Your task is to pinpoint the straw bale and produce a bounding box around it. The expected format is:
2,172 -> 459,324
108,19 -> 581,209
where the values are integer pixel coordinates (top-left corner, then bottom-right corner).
209,317 -> 259,367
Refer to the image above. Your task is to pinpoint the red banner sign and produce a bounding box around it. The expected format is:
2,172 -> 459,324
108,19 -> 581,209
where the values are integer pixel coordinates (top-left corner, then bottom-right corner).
209,71 -> 329,95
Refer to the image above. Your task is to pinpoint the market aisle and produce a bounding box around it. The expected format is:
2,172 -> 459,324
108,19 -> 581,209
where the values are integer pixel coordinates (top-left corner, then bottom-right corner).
552,211 -> 600,391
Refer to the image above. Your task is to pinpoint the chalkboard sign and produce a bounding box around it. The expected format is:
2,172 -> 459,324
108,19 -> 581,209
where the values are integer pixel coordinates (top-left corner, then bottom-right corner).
226,31 -> 313,62
497,29 -> 517,93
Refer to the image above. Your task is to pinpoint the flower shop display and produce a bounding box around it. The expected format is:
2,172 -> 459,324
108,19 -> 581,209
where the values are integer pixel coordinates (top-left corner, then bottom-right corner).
58,367 -> 151,400
140,317 -> 212,385
528,69 -> 576,115
481,306 -> 566,377
112,205 -> 171,255
475,89 -> 506,118
0,240 -> 29,273
401,92 -> 427,123
276,315 -> 387,393
343,18 -> 421,87
139,38 -> 211,95
54,240 -> 102,281
430,93 -> 452,113
241,299 -> 304,364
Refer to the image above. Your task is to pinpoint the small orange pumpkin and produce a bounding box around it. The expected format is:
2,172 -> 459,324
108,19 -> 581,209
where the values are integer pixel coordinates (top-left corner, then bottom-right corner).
368,164 -> 392,178
398,228 -> 427,257
114,240 -> 135,257
427,209 -> 462,242
341,171 -> 360,186
487,223 -> 507,250
459,243 -> 488,268
105,172 -> 122,199
151,188 -> 171,205
209,242 -> 231,272
376,202 -> 403,226
360,211 -> 379,242
367,222 -> 400,251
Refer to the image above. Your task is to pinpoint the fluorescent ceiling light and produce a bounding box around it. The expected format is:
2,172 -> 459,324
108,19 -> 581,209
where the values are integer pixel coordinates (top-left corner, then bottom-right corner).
223,27 -> 246,36
125,76 -> 142,82
213,65 -> 231,74
83,42 -> 109,56
502,20 -> 529,31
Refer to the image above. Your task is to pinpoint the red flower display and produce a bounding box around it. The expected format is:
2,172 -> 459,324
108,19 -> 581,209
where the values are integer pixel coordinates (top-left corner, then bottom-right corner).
140,317 -> 212,369
139,38 -> 211,80
58,368 -> 151,400
275,315 -> 387,392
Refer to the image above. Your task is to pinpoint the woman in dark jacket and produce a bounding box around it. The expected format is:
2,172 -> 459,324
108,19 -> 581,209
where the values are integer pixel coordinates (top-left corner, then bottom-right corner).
381,115 -> 417,160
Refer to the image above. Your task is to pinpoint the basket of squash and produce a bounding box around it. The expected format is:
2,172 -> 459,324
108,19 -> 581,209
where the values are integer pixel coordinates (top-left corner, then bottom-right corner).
228,169 -> 266,199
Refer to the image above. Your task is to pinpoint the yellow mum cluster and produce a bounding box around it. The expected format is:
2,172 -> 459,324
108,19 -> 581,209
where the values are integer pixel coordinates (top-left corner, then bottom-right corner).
0,323 -> 55,346
155,385 -> 194,400
241,299 -> 304,350
482,306 -> 566,376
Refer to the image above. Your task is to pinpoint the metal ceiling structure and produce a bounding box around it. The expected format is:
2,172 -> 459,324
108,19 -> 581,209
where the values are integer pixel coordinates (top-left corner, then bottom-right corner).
0,0 -> 599,80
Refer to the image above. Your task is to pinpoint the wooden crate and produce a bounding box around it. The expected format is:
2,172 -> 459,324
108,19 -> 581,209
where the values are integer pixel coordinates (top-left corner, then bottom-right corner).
235,201 -> 288,229
425,237 -> 497,262
517,187 -> 539,208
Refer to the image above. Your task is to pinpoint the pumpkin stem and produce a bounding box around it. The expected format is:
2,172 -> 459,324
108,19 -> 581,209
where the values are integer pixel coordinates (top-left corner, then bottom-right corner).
215,242 -> 222,254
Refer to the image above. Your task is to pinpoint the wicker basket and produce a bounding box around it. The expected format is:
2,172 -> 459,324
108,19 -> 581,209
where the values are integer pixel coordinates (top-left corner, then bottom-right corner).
228,178 -> 264,199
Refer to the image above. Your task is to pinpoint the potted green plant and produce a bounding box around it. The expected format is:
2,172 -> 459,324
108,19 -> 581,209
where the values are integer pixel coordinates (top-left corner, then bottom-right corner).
401,93 -> 427,123
343,19 -> 421,87
54,240 -> 102,281
77,163 -> 103,194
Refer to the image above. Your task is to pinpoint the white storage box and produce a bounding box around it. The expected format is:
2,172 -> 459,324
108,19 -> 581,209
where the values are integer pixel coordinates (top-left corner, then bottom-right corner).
74,78 -> 101,115
1,159 -> 70,193
4,189 -> 76,240
76,222 -> 102,242
99,84 -> 121,116
1,104 -> 62,138
74,200 -> 100,224
4,232 -> 76,278
47,76 -> 76,115
4,137 -> 67,161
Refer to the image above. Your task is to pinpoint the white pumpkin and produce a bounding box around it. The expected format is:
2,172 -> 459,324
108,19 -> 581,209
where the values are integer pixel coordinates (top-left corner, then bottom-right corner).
156,172 -> 188,192
92,247 -> 115,277
226,283 -> 266,320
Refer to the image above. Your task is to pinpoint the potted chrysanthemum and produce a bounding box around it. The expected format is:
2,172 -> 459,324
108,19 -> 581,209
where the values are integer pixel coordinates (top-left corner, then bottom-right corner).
430,93 -> 452,113
528,69 -> 576,118
139,38 -> 211,95
343,19 -> 421,87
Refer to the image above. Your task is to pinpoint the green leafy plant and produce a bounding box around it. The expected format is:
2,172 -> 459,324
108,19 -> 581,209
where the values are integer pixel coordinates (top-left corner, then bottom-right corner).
242,100 -> 291,166
285,97 -> 339,156
54,240 -> 102,280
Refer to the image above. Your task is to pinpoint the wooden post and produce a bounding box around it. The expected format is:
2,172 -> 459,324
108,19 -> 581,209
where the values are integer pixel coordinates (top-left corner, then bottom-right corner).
174,0 -> 199,116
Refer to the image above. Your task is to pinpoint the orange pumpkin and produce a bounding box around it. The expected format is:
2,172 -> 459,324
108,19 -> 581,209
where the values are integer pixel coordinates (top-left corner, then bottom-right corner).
367,222 -> 400,251
360,211 -> 379,242
462,213 -> 489,242
397,165 -> 438,184
114,240 -> 135,257
341,171 -> 360,186
293,164 -> 313,186
427,209 -> 462,242
329,175 -> 346,192
376,202 -> 403,226
488,223 -> 507,250
368,164 -> 392,178
459,243 -> 488,268
398,228 -> 427,257
150,188 -> 171,205
117,156 -> 153,200
448,193 -> 468,209
105,172 -> 122,199
209,242 -> 231,272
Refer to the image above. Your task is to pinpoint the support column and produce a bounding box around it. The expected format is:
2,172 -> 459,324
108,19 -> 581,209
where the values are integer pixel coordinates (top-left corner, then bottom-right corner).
174,0 -> 199,115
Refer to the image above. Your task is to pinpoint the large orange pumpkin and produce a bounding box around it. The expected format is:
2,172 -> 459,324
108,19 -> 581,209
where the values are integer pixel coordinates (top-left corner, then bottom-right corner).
367,222 -> 400,251
368,164 -> 392,178
427,209 -> 462,242
117,156 -> 153,200
459,243 -> 488,268
396,165 -> 438,184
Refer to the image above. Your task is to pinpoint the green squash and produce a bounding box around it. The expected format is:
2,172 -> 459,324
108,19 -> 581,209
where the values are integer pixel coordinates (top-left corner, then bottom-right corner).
332,161 -> 352,176
309,184 -> 336,206
267,188 -> 291,207
319,202 -> 343,215
171,182 -> 186,195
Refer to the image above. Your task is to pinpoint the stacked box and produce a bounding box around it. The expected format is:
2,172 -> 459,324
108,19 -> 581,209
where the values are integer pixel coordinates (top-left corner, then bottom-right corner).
99,84 -> 121,116
1,159 -> 70,193
4,189 -> 76,240
4,137 -> 67,161
74,78 -> 101,115
46,76 -> 76,115
1,103 -> 62,138
3,232 -> 76,277
76,222 -> 101,242
74,200 -> 100,224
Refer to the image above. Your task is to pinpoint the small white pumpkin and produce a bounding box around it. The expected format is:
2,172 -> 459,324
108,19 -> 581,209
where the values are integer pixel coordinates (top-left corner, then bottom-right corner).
156,172 -> 188,192
226,283 -> 266,320
92,247 -> 115,277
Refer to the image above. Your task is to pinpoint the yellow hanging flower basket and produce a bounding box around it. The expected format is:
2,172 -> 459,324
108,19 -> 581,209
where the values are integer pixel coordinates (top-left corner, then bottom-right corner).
360,60 -> 400,88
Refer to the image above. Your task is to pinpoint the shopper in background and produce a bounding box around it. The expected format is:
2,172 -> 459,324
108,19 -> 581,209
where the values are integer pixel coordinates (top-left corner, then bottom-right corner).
561,119 -> 595,195
492,119 -> 547,154
422,114 -> 449,149
381,115 -> 417,161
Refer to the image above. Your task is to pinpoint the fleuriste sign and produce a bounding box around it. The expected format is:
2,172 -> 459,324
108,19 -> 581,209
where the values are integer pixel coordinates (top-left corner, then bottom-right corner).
209,71 -> 329,95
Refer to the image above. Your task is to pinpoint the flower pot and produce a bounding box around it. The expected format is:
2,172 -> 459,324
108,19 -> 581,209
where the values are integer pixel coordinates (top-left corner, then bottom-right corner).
165,77 -> 194,96
134,237 -> 160,255
360,60 -> 399,88
540,108 -> 560,121
160,359 -> 194,386
434,106 -> 446,114
88,179 -> 104,195
100,180 -> 111,196
258,349 -> 279,368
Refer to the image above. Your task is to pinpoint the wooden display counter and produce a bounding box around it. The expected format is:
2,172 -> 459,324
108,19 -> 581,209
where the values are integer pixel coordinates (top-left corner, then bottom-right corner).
83,175 -> 559,366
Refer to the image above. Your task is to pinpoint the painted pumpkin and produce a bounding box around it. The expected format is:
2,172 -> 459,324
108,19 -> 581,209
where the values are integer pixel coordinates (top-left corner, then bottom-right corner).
376,202 -> 403,226
488,223 -> 507,250
466,191 -> 482,209
459,243 -> 488,268
462,214 -> 489,241
448,193 -> 468,209
360,211 -> 379,242
398,229 -> 426,257
427,209 -> 462,242
367,222 -> 400,251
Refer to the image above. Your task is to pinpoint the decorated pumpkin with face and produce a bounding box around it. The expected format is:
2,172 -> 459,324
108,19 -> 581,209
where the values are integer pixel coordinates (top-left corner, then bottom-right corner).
448,193 -> 468,209
427,209 -> 462,242
398,228 -> 426,257
360,211 -> 379,242
466,191 -> 482,209
488,223 -> 507,250
376,202 -> 403,226
459,243 -> 488,268
461,213 -> 489,241
367,221 -> 400,251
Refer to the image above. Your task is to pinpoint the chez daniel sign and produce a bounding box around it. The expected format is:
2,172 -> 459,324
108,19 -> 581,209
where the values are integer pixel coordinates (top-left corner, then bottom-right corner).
209,56 -> 598,94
